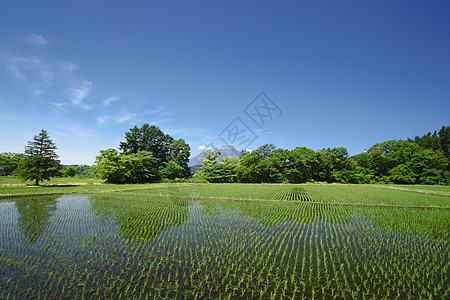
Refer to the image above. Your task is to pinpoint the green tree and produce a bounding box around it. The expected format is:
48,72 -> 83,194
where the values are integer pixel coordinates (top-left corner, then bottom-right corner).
408,125 -> 449,160
199,150 -> 222,182
93,149 -> 160,183
217,157 -> 239,183
283,147 -> 317,183
62,166 -> 79,177
121,151 -> 160,183
76,165 -> 92,177
119,123 -> 191,177
120,124 -> 170,164
92,149 -> 123,183
366,140 -> 415,181
314,147 -> 352,183
201,155 -> 239,183
160,161 -> 187,180
366,140 -> 448,184
438,126 -> 450,162
0,152 -> 25,175
236,144 -> 283,183
16,129 -> 62,185
165,138 -> 191,178
95,124 -> 191,183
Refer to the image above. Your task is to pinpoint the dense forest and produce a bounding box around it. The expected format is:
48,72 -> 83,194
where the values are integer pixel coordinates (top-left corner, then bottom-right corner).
200,126 -> 449,185
1,125 -> 449,185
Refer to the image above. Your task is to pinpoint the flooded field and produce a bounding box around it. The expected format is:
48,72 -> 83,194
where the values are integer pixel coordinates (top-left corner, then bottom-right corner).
0,194 -> 449,299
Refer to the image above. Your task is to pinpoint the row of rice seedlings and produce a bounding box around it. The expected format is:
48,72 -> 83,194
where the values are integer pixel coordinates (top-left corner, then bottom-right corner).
0,193 -> 448,298
171,200 -> 449,298
124,183 -> 450,209
269,188 -> 312,201
301,184 -> 450,208
354,205 -> 450,243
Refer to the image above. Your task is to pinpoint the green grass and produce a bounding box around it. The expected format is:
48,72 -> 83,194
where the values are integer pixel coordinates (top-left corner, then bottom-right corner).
0,175 -> 102,185
0,176 -> 163,196
2,177 -> 449,209
118,183 -> 450,208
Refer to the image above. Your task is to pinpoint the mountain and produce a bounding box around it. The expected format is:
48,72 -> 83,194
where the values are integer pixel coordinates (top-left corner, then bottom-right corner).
188,145 -> 241,167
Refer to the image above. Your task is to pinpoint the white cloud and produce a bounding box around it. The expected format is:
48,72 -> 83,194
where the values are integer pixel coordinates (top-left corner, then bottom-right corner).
198,145 -> 213,151
149,118 -> 172,126
58,61 -> 78,73
103,96 -> 119,107
4,55 -> 35,80
97,112 -> 137,124
66,80 -> 92,106
51,102 -> 67,109
4,55 -> 53,84
145,106 -> 166,115
3,55 -> 95,110
3,55 -> 55,98
24,34 -> 49,46
96,116 -> 108,124
163,126 -> 206,137
114,113 -> 136,123
32,88 -> 47,97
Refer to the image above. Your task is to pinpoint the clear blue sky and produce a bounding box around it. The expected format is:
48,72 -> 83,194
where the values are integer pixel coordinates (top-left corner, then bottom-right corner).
1,0 -> 449,165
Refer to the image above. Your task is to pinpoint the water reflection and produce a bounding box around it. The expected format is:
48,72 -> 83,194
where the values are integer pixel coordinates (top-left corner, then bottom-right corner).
90,194 -> 189,241
15,195 -> 58,244
0,194 -> 448,299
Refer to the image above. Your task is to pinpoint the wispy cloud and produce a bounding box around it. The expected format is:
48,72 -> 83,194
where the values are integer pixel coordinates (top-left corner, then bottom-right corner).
145,106 -> 166,115
149,119 -> 172,126
51,102 -> 67,109
32,88 -> 48,97
3,55 -> 55,98
163,126 -> 206,137
4,55 -> 34,80
24,33 -> 49,46
103,96 -> 119,107
2,54 -> 88,105
4,55 -> 54,83
2,36 -> 94,110
115,113 -> 136,123
65,80 -> 93,108
58,61 -> 78,73
97,112 -> 137,124
96,116 -> 108,124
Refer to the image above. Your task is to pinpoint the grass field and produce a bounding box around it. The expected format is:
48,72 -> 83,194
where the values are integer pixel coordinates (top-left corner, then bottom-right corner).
2,177 -> 450,208
0,178 -> 449,299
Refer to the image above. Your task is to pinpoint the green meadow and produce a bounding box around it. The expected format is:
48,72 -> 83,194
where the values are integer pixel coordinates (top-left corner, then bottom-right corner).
0,179 -> 449,299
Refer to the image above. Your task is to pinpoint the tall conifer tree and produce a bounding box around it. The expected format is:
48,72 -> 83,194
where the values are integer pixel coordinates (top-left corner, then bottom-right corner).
17,129 -> 62,185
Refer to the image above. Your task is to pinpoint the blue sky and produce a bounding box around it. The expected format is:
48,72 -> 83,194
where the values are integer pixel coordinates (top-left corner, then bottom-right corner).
1,0 -> 449,165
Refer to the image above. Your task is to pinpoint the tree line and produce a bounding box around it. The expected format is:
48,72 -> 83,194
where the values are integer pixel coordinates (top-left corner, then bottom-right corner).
0,125 -> 191,185
0,140 -> 91,181
200,126 -> 450,185
1,125 -> 448,185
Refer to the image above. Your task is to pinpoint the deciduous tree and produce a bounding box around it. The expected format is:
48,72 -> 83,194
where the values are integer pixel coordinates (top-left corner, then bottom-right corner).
119,124 -> 191,178
93,149 -> 159,183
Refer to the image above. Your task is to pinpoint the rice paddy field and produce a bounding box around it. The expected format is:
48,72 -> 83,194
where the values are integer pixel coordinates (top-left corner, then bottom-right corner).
0,182 -> 449,299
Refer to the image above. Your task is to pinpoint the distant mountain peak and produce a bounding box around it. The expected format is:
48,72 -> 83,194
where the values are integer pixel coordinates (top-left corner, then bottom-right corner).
189,145 -> 241,167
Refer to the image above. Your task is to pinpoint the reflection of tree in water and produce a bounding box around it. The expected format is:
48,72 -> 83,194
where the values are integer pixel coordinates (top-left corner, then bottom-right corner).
91,194 -> 188,241
15,195 -> 58,243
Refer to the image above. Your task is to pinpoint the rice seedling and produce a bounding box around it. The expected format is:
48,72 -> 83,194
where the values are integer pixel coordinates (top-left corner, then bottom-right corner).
0,187 -> 448,299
